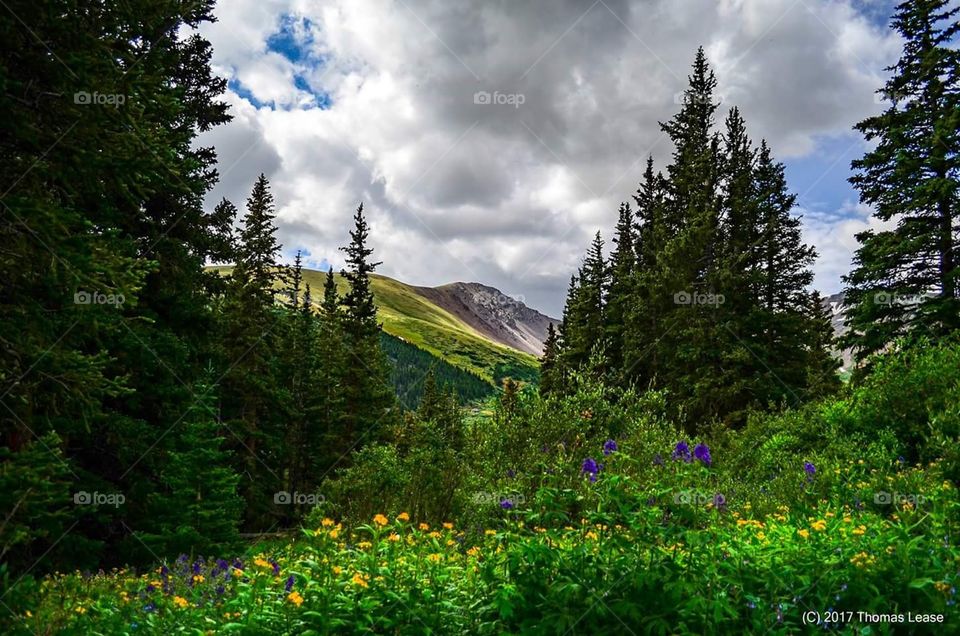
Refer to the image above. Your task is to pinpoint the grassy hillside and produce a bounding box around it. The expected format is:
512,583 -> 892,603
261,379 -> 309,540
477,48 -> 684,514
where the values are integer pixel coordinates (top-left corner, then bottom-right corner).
209,266 -> 539,384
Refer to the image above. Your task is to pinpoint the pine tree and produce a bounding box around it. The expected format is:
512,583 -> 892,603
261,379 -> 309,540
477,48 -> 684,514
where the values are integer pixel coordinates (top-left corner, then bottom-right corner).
221,175 -> 286,529
337,204 -> 397,456
286,250 -> 305,308
559,233 -> 609,375
805,291 -> 842,398
141,379 -> 242,557
539,323 -> 562,397
606,203 -> 636,374
843,0 -> 960,364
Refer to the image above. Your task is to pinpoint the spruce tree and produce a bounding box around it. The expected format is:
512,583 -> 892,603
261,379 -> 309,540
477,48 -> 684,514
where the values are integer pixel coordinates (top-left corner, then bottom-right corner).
606,203 -> 636,374
843,0 -> 960,364
539,323 -> 562,397
338,205 -> 397,455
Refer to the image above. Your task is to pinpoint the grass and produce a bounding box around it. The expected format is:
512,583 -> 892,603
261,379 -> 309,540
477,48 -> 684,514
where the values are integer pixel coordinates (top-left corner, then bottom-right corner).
208,266 -> 539,384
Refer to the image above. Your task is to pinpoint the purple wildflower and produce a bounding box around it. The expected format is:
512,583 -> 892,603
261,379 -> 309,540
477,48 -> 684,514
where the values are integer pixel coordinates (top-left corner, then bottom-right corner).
285,575 -> 295,592
671,441 -> 692,462
712,493 -> 726,509
603,439 -> 618,456
694,443 -> 711,466
500,498 -> 514,510
270,559 -> 280,576
804,461 -> 816,476
581,457 -> 600,481
653,453 -> 664,466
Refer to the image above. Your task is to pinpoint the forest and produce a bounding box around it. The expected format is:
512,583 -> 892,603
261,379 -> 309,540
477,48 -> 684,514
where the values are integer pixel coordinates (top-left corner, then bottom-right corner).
1,0 -> 959,634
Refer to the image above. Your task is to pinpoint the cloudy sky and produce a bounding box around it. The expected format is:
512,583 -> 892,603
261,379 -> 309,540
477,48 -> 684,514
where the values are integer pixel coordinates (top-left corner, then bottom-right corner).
194,0 -> 905,317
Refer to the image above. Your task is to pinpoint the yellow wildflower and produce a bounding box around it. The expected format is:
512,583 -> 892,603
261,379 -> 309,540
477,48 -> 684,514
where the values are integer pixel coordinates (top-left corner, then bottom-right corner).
427,553 -> 443,563
287,591 -> 304,606
373,514 -> 388,527
358,541 -> 372,549
332,566 -> 343,575
443,522 -> 454,530
172,596 -> 189,609
192,574 -> 204,584
466,546 -> 481,557
351,573 -> 369,588
397,512 -> 410,522
485,529 -> 497,536
387,533 -> 401,542
418,523 -> 430,531
321,518 -> 335,527
797,529 -> 810,539
811,519 -> 827,532
852,525 -> 866,536
585,531 -> 598,540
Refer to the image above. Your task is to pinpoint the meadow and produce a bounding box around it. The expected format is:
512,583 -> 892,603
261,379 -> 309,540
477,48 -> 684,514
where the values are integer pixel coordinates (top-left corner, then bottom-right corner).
14,339 -> 960,635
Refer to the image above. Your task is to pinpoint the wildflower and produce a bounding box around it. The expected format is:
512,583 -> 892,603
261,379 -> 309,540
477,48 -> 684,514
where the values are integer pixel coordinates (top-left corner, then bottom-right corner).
358,541 -> 372,549
485,529 -> 497,536
712,494 -> 726,509
672,441 -> 692,462
285,575 -> 295,592
466,546 -> 481,557
797,529 -> 810,539
693,443 -> 711,466
427,553 -> 442,563
287,591 -> 304,606
387,533 -> 401,542
329,527 -> 340,539
500,498 -> 514,510
811,520 -> 827,532
373,514 -> 388,527
396,512 -> 410,522
603,439 -> 618,456
443,522 -> 454,530
581,457 -> 600,482
321,518 -> 335,527
852,525 -> 866,536
351,573 -> 369,588
75,606 -> 87,614
192,574 -> 204,584
429,531 -> 442,539
419,523 -> 430,531
172,596 -> 189,609
332,566 -> 343,575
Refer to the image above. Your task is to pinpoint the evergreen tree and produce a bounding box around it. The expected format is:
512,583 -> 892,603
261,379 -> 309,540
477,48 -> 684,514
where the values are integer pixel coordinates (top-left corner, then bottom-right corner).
140,379 -> 242,558
606,203 -> 636,374
539,323 -> 562,397
338,205 -> 397,456
843,0 -> 960,364
559,233 -> 608,375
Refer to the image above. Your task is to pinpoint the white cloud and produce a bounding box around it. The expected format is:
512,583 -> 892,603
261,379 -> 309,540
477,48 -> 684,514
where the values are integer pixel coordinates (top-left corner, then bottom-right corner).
196,0 -> 902,316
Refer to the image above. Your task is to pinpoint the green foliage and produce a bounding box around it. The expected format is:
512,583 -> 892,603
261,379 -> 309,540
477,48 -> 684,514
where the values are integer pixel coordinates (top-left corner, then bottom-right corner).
843,0 -> 960,363
381,332 -> 493,409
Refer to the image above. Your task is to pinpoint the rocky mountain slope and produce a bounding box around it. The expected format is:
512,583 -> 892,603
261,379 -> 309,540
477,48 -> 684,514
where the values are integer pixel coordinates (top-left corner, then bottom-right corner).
412,282 -> 560,356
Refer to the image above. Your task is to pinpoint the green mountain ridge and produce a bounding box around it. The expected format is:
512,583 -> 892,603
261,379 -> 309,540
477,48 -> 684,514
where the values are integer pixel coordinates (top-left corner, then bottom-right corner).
209,266 -> 540,385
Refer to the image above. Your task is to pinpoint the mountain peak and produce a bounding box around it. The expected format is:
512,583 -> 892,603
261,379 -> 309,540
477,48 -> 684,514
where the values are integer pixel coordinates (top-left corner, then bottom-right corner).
414,282 -> 559,356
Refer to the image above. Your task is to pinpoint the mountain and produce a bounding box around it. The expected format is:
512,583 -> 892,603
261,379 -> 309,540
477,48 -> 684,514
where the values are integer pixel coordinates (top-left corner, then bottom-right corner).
208,266 -> 543,384
821,291 -> 853,373
412,282 -> 560,356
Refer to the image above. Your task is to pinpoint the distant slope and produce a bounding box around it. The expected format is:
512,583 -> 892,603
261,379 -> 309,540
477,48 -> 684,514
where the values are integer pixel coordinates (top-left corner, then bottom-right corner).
380,333 -> 494,409
413,282 -> 560,356
821,291 -> 853,373
208,266 -> 539,384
